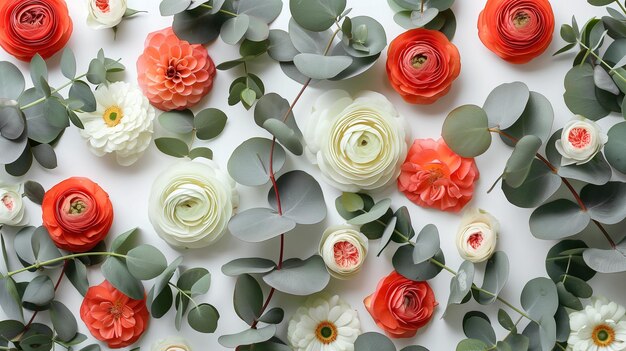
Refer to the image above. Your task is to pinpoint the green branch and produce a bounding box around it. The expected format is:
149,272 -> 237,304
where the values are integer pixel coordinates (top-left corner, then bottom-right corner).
577,40 -> 626,83
200,3 -> 238,17
7,252 -> 126,277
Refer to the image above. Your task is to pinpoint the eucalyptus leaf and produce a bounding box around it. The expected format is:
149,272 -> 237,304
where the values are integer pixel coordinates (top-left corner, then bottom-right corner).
411,8 -> 439,27
221,15 -> 251,45
262,255 -> 330,295
546,240 -> 596,283
605,122 -> 626,173
227,137 -> 286,186
268,30 -> 300,62
503,135 -> 542,188
502,159 -> 561,208
32,144 -> 57,169
521,278 -> 558,320
393,246 -> 444,281
234,274 -> 263,325
288,19 -> 333,54
446,261 -> 475,312
529,199 -> 590,240
158,109 -> 194,134
474,252 -> 509,305
0,277 -> 23,322
69,81 -> 96,113
29,55 -> 48,94
188,303 -> 219,333
500,92 -> 554,146
22,276 -> 54,307
262,119 -> 303,155
0,62 -> 25,100
195,108 -> 227,140
483,82 -> 530,130
348,199 -> 391,225
581,182 -> 626,224
126,244 -> 167,280
412,224 -> 440,264
293,53 -> 353,80
222,258 -> 277,276
354,332 -> 396,351
173,6 -> 226,44
463,315 -> 496,346
564,64 -> 610,120
289,0 -> 346,32
66,259 -> 89,296
49,301 -> 77,342
229,208 -> 296,242
583,245 -> 626,273
341,16 -> 387,57
155,137 -> 189,158
442,105 -> 492,157
377,217 -> 398,256
160,0 -> 192,16
101,257 -> 144,300
218,325 -> 276,348
268,170 -> 326,225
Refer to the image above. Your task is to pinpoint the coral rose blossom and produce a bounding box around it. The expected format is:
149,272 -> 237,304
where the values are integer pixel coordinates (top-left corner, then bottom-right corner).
386,28 -> 461,104
364,271 -> 437,338
478,0 -> 555,64
80,280 -> 149,349
42,177 -> 113,252
398,138 -> 479,212
0,0 -> 73,61
137,27 -> 216,111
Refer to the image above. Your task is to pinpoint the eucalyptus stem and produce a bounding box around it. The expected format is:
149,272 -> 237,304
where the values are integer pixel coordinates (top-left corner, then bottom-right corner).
616,0 -> 626,15
22,261 -> 68,333
19,73 -> 87,110
7,252 -> 126,277
489,128 -> 617,249
168,282 -> 199,309
199,3 -> 238,17
577,40 -> 626,83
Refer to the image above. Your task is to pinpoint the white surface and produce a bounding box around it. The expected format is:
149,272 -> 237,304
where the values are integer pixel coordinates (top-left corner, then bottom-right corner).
1,1 -> 624,350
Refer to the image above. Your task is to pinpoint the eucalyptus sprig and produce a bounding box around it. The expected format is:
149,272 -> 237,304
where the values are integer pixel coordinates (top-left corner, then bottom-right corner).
0,227 -> 219,351
387,0 -> 457,40
0,48 -> 124,176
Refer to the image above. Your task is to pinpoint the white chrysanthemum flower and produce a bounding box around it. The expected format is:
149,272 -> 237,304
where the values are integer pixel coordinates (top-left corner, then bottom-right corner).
148,160 -> 239,249
151,337 -> 191,351
568,297 -> 626,351
288,295 -> 361,351
87,0 -> 127,29
304,90 -> 410,192
0,183 -> 27,226
78,81 -> 156,166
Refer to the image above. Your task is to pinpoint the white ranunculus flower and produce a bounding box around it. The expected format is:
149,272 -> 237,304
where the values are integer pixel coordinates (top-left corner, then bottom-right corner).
568,297 -> 626,351
555,115 -> 608,166
319,225 -> 368,280
151,337 -> 191,351
78,81 -> 155,166
148,160 -> 239,249
0,183 -> 27,226
456,208 -> 499,263
304,90 -> 410,192
288,295 -> 361,351
87,0 -> 127,29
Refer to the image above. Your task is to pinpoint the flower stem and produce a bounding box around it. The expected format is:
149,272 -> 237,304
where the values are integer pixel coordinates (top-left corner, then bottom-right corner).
19,73 -> 87,110
616,0 -> 626,15
200,3 -> 238,17
577,40 -> 626,83
489,128 -> 617,248
168,282 -> 199,310
7,252 -> 126,277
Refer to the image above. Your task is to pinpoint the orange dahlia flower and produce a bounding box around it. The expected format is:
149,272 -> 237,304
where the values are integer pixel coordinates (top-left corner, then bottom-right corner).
137,27 -> 216,111
80,280 -> 149,349
398,138 -> 479,212
478,0 -> 555,64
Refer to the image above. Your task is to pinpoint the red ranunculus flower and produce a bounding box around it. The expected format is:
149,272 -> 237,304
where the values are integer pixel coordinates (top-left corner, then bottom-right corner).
42,177 -> 113,252
478,0 -> 555,64
398,138 -> 479,212
0,0 -> 73,61
386,28 -> 461,105
137,27 -> 216,111
364,271 -> 437,338
80,280 -> 149,349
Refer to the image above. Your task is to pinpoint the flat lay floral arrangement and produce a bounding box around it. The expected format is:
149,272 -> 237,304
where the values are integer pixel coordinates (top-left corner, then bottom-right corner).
0,0 -> 625,350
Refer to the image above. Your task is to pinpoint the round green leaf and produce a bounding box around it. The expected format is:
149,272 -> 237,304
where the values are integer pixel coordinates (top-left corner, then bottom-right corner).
195,108 -> 227,140
262,119 -> 303,155
530,199 -> 590,240
262,255 -> 330,295
32,144 -> 57,169
221,15 -> 251,45
237,0 -> 282,22
227,137 -> 286,186
341,16 -> 387,57
22,276 -> 54,307
218,325 -> 276,347
583,245 -> 626,273
0,62 -> 25,100
49,301 -> 77,342
500,91 -> 554,146
234,274 -> 263,325
188,147 -> 213,160
69,81 -> 96,113
473,252 -> 509,305
87,59 -> 106,85
288,19 -> 333,54
442,105 -> 492,157
126,244 -> 167,280
160,0 -> 192,15
60,48 -> 76,79
268,171 -> 326,224
393,245 -> 444,281
483,82 -> 530,130
605,122 -> 626,173
564,64 -> 610,120
463,315 -> 496,346
503,135 -> 542,188
101,257 -> 144,300
222,257 -> 277,277
178,267 -> 211,297
502,159 -> 561,208
293,53 -> 353,80
158,109 -> 194,134
154,137 -> 189,158
411,8 -> 439,27
268,29 -> 299,62
188,303 -> 219,333
229,208 -> 296,242
446,260 -> 475,311
581,182 -> 626,224
289,0 -> 346,32
0,105 -> 25,140
173,7 -> 225,44
521,277 -> 558,320
546,240 -> 596,283
348,198 -> 391,225
412,224 -> 440,264
66,259 -> 89,296
456,339 -> 489,351
354,332 -> 395,351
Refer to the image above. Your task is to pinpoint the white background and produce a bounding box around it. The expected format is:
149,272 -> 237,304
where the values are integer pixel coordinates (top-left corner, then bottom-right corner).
1,0 -> 625,350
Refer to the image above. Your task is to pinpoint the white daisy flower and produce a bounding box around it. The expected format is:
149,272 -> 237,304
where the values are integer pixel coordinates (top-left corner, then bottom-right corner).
78,81 -> 156,166
568,297 -> 626,351
288,295 -> 361,351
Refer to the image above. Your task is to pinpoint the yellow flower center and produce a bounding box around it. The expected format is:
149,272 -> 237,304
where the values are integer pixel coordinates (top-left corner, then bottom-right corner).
103,106 -> 124,127
592,324 -> 615,347
315,321 -> 338,344
513,11 -> 531,28
411,54 -> 428,69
